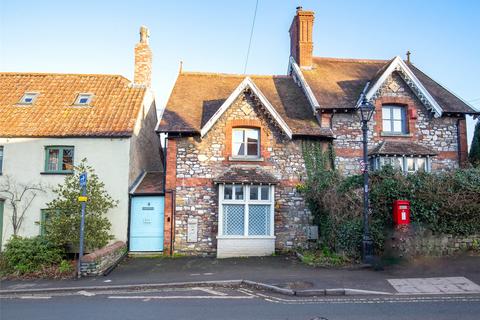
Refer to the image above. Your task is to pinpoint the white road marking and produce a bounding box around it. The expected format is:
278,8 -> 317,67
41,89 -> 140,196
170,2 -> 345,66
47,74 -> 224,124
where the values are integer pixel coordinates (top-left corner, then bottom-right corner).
19,296 -> 51,300
254,293 -> 480,305
190,273 -> 201,276
193,287 -> 228,296
237,288 -> 257,297
103,280 -> 112,283
108,295 -> 255,300
203,273 -> 214,275
388,277 -> 480,294
77,290 -> 96,297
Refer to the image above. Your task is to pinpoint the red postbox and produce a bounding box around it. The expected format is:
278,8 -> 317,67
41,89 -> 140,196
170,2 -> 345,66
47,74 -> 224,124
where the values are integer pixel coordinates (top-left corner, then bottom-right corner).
393,200 -> 410,225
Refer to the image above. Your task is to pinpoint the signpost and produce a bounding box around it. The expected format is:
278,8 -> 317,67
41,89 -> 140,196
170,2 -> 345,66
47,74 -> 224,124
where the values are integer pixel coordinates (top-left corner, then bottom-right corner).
77,172 -> 87,278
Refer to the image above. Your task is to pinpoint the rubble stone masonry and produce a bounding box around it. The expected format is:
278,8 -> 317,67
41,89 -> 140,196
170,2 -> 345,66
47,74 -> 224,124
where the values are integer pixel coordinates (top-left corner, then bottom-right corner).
170,92 -> 318,255
332,71 -> 462,175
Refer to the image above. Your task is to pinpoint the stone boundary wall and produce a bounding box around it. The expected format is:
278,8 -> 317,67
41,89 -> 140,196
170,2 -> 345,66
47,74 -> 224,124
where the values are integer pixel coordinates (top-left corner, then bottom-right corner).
80,241 -> 127,276
389,227 -> 480,258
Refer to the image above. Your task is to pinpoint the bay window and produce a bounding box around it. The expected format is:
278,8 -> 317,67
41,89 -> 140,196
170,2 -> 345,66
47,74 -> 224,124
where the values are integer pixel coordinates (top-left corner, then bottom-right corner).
370,156 -> 429,173
219,184 -> 274,237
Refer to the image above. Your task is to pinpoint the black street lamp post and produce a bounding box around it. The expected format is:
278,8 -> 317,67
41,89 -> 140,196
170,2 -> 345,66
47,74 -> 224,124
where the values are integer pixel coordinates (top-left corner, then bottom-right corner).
358,97 -> 375,264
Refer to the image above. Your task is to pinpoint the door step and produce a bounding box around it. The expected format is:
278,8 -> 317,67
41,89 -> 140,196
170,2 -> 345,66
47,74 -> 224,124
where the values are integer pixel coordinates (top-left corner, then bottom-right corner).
128,251 -> 164,258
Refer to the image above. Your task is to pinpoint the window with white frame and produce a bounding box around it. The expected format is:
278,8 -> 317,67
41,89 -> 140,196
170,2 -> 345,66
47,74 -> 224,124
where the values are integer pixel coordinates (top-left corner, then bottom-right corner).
18,92 -> 39,105
74,93 -> 93,106
370,156 -> 429,173
382,105 -> 407,134
219,184 -> 274,237
232,128 -> 260,158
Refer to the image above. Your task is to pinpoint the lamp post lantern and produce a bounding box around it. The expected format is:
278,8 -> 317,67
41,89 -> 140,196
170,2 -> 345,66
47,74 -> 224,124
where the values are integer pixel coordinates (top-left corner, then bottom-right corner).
358,97 -> 375,264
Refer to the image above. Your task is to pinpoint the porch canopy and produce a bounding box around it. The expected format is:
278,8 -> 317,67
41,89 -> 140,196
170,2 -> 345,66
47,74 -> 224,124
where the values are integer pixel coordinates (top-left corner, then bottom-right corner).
213,166 -> 279,185
368,141 -> 437,157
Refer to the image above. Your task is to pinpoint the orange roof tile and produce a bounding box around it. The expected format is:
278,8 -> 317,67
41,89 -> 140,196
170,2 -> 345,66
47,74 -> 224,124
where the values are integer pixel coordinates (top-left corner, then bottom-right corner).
0,72 -> 146,137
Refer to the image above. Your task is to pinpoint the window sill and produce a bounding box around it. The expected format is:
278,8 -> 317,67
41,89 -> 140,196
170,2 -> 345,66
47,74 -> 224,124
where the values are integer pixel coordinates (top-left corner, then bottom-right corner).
40,171 -> 74,175
380,132 -> 413,137
217,236 -> 276,240
228,156 -> 264,162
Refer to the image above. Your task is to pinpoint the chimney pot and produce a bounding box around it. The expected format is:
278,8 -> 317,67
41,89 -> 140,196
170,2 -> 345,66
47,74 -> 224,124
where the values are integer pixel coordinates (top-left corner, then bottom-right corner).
140,25 -> 150,44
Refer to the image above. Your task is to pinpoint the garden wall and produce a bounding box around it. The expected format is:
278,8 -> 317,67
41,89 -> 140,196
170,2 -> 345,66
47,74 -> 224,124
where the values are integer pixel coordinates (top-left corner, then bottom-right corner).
389,227 -> 480,258
80,241 -> 126,276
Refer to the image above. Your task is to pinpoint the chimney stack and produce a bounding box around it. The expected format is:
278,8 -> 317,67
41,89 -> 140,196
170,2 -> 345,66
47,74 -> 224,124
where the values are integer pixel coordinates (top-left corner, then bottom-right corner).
134,25 -> 152,87
289,7 -> 314,69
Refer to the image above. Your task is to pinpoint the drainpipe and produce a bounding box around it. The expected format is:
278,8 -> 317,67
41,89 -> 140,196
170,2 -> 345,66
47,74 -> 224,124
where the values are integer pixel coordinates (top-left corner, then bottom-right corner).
456,118 -> 461,168
164,189 -> 176,256
162,134 -> 168,190
163,134 -> 176,256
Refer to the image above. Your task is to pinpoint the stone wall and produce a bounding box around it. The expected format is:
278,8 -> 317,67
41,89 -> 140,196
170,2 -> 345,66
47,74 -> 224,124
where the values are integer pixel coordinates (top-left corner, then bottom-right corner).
172,92 -> 318,255
80,241 -> 127,276
388,227 -> 480,258
332,71 -> 462,175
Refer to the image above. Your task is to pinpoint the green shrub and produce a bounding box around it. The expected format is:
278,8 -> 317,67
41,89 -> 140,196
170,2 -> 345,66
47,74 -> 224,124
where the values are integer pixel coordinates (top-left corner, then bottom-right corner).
58,260 -> 74,273
370,167 -> 480,236
45,159 -> 116,252
301,140 -> 480,258
2,236 -> 64,274
300,247 -> 351,267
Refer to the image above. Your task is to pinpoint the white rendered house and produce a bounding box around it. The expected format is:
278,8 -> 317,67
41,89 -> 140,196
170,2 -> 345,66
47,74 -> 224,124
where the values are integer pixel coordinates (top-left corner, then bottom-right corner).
0,27 -> 161,249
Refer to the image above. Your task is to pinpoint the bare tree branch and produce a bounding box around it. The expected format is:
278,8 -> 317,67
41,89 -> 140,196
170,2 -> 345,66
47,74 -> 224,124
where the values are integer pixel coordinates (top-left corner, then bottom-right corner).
0,175 -> 45,236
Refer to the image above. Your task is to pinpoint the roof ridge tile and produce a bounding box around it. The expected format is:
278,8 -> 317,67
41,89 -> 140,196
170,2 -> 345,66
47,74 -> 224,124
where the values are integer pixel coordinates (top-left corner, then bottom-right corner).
312,56 -> 389,64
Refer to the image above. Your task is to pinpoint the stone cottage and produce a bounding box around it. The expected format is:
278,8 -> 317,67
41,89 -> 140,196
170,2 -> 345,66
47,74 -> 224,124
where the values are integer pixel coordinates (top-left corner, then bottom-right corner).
157,8 -> 479,257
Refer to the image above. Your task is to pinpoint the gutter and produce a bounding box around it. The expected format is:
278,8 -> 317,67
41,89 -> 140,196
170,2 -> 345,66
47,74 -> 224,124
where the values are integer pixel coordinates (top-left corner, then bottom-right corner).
161,133 -> 176,256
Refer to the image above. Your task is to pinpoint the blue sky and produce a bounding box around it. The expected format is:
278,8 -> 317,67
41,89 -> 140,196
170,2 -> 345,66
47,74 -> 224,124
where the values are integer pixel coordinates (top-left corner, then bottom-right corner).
1,0 -> 479,146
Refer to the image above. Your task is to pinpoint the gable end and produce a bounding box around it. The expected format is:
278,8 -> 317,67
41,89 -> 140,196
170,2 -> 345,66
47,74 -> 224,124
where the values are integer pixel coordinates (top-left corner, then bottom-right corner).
365,56 -> 443,118
200,77 -> 293,139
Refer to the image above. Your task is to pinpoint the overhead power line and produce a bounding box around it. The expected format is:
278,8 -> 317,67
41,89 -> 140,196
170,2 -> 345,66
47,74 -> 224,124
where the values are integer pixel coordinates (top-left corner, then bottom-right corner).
243,0 -> 259,74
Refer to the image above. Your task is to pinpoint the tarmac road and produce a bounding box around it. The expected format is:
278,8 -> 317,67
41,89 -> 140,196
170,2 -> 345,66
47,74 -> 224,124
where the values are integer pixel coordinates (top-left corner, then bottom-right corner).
1,287 -> 480,320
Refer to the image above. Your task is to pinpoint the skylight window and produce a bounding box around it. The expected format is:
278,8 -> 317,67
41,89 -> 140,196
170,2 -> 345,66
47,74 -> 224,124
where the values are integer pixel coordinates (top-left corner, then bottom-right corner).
74,93 -> 93,105
19,92 -> 38,105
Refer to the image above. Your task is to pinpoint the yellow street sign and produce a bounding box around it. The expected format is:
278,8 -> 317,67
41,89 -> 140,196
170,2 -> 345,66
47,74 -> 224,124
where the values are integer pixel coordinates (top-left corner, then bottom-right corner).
78,196 -> 88,202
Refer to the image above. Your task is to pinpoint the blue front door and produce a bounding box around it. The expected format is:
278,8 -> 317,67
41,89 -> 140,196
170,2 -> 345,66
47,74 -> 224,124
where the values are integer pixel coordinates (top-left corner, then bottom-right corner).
129,196 -> 164,252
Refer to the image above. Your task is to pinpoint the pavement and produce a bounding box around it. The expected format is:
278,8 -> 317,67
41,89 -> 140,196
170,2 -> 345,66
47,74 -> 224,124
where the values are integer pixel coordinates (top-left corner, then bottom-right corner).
1,253 -> 480,296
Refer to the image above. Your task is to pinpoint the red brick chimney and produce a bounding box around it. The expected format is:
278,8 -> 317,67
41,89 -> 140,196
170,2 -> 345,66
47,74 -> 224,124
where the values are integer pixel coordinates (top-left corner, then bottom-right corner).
289,7 -> 314,69
134,25 -> 152,87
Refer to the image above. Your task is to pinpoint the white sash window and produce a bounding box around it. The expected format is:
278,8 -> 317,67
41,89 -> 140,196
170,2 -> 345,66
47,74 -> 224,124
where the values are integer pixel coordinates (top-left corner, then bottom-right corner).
218,184 -> 274,238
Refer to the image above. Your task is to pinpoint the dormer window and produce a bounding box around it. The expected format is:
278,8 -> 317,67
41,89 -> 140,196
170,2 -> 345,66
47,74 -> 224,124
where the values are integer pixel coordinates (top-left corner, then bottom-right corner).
74,93 -> 92,106
19,92 -> 38,105
232,128 -> 260,158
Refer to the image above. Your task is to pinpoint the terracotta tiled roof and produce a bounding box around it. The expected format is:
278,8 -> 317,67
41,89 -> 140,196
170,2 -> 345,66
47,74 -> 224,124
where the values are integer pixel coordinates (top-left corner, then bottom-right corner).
0,72 -> 146,137
131,171 -> 164,194
158,72 -> 332,137
213,166 -> 279,185
368,141 -> 437,156
302,57 -> 478,114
